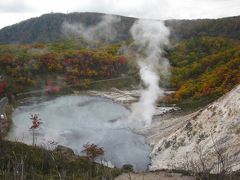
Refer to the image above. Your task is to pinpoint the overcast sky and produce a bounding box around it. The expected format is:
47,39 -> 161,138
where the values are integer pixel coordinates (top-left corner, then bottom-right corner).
0,0 -> 239,29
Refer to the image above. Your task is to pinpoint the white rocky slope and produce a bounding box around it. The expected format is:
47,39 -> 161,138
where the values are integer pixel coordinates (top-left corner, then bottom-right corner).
139,84 -> 240,171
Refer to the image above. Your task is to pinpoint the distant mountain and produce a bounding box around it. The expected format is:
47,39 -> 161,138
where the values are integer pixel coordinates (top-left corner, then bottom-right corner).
0,12 -> 239,44
0,12 -> 136,44
166,16 -> 240,41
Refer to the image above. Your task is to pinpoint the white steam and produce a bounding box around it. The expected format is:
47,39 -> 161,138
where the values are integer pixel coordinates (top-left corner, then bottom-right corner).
62,16 -> 170,127
129,20 -> 170,127
62,15 -> 120,42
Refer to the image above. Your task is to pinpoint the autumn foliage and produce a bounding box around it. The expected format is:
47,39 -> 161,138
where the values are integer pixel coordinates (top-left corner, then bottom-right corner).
29,114 -> 42,146
0,36 -> 239,103
30,114 -> 42,130
0,81 -> 7,95
82,143 -> 104,161
169,36 -> 240,102
0,42 -> 128,94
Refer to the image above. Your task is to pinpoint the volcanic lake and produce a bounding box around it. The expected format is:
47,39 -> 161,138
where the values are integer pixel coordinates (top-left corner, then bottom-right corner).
7,95 -> 151,171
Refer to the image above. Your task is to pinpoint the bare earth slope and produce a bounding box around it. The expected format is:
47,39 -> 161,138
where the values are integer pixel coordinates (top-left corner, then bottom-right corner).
139,84 -> 240,171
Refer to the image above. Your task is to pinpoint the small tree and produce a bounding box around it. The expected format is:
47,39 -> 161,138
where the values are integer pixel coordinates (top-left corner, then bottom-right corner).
29,114 -> 42,146
82,143 -> 104,161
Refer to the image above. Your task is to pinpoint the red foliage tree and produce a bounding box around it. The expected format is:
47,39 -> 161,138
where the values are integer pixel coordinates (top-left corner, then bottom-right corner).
0,81 -> 8,95
118,56 -> 127,65
30,114 -> 42,145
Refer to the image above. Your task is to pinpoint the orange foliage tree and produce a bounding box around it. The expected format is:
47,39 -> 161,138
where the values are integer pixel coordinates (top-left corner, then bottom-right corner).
82,143 -> 104,161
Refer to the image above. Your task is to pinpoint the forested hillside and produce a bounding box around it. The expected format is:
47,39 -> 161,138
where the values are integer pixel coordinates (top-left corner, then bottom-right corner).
0,12 -> 240,44
0,13 -> 239,105
166,16 -> 240,40
168,36 -> 240,103
0,40 -> 128,95
0,12 -> 136,44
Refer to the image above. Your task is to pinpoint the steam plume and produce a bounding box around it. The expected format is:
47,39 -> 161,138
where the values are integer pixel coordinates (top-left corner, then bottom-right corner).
62,16 -> 170,127
129,20 -> 170,127
62,15 -> 120,42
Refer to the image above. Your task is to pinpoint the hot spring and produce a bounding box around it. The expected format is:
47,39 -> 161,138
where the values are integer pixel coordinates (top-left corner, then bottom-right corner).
7,95 -> 151,171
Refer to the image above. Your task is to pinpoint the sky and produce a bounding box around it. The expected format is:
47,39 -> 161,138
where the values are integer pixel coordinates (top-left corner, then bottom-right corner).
0,0 -> 239,29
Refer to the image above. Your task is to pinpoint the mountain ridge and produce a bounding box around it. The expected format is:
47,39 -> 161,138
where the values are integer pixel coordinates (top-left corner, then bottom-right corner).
0,12 -> 240,44
0,12 -> 136,44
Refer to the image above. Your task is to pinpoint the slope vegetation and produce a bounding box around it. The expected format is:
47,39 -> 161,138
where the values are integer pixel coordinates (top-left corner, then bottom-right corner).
168,36 -> 240,104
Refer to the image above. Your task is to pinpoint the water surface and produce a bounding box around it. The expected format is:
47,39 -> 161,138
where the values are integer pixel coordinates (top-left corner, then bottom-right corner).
8,95 -> 151,171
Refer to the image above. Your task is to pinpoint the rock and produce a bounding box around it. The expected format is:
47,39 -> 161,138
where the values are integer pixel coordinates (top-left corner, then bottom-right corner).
185,122 -> 192,131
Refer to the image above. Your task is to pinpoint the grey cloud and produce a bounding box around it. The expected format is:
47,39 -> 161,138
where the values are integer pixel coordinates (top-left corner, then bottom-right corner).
0,0 -> 34,13
0,0 -> 239,29
72,0 -> 240,20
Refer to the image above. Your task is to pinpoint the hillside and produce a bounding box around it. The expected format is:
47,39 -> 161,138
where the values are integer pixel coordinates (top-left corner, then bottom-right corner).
0,25 -> 240,105
167,36 -> 240,105
140,84 -> 240,173
0,140 -> 123,179
166,16 -> 240,41
0,12 -> 240,44
0,12 -> 136,44
0,40 -> 130,95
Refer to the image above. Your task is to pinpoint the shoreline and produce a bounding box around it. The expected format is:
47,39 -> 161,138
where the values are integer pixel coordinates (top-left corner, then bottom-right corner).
7,94 -> 152,172
5,89 -> 181,172
0,97 -> 13,137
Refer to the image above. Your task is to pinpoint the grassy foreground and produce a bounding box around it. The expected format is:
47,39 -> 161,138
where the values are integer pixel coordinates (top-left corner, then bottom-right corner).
0,139 -> 124,179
